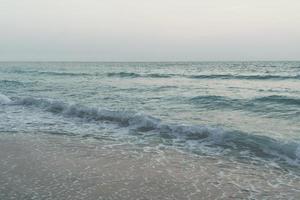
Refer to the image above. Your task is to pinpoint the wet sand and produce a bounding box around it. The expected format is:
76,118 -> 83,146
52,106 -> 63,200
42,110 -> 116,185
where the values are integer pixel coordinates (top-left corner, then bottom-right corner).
0,133 -> 299,200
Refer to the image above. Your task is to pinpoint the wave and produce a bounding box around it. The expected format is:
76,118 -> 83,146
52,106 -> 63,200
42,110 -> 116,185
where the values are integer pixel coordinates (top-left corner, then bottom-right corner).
147,73 -> 173,78
254,95 -> 300,106
106,72 -> 141,78
9,69 -> 173,78
2,94 -> 300,166
9,69 -> 38,74
105,72 -> 300,80
188,74 -> 300,80
190,95 -> 240,109
9,69 -> 300,80
0,80 -> 26,86
190,95 -> 300,111
37,71 -> 90,76
10,69 -> 91,76
106,72 -> 172,78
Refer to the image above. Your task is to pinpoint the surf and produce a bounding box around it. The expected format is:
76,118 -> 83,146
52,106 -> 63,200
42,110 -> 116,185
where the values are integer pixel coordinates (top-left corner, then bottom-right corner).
2,94 -> 300,167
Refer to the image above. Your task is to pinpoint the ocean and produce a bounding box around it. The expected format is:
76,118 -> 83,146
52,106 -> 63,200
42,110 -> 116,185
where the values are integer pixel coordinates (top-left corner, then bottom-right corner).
0,61 -> 300,199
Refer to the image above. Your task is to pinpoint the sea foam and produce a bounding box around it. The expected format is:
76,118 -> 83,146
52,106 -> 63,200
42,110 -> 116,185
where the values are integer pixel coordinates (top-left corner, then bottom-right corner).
0,93 -> 11,104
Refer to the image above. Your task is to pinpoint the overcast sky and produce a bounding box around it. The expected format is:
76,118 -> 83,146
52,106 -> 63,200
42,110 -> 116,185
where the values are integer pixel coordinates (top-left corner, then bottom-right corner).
1,0 -> 299,61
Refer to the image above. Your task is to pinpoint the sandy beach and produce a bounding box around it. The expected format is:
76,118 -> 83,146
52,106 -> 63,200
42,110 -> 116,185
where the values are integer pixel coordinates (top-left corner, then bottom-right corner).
1,133 -> 299,200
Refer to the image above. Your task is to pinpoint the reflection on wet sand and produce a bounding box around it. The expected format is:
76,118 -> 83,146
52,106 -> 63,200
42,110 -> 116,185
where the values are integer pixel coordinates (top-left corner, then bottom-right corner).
1,133 -> 299,200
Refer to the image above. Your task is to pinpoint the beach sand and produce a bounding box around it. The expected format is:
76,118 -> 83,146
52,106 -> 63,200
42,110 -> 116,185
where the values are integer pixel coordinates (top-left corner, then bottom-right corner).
0,133 -> 299,200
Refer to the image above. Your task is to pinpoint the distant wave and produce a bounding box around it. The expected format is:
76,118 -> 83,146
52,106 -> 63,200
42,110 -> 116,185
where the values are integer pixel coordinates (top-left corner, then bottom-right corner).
1,93 -> 299,166
10,69 -> 91,76
106,72 -> 172,78
190,95 -> 300,110
254,95 -> 300,106
188,74 -> 300,80
190,95 -> 237,108
106,73 -> 300,80
37,71 -> 91,76
106,72 -> 141,78
9,69 -> 37,74
0,80 -> 26,86
0,80 -> 38,89
11,70 -> 173,78
147,73 -> 173,78
8,69 -> 300,80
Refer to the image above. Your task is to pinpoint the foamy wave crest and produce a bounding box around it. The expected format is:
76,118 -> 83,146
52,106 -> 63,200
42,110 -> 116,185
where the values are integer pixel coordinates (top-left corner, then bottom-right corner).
0,93 -> 11,104
7,96 -> 300,166
10,97 -> 226,142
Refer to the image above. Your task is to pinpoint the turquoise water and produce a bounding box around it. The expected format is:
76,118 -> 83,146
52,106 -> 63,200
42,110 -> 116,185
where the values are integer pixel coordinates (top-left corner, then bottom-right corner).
1,61 -> 300,167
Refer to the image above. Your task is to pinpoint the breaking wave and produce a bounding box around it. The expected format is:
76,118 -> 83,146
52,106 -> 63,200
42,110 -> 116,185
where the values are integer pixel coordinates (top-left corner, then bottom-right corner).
2,94 -> 300,166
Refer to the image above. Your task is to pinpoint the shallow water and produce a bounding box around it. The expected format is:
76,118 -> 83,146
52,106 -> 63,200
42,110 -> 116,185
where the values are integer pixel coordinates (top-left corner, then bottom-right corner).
0,61 -> 300,199
1,133 -> 299,200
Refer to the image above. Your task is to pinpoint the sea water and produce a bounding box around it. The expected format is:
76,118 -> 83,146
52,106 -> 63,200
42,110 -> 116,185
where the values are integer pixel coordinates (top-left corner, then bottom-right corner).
0,61 -> 300,199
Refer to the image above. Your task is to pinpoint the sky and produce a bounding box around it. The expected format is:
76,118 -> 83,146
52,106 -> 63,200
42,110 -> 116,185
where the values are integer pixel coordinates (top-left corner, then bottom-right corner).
0,0 -> 300,61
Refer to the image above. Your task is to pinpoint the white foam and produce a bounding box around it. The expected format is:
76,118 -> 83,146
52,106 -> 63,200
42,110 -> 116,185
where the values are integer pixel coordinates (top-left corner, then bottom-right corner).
0,93 -> 11,104
7,95 -> 300,166
11,96 -> 221,139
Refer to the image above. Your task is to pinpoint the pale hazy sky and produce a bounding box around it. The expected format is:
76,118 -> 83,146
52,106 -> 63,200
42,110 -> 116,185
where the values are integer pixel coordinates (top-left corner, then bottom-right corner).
1,0 -> 300,61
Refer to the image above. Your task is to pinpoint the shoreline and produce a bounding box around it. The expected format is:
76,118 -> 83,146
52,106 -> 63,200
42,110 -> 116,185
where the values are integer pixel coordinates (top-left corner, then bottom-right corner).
1,133 -> 300,199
